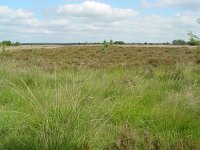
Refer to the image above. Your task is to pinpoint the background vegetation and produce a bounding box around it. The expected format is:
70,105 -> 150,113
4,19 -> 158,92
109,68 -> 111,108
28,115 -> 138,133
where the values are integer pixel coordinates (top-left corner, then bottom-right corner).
0,40 -> 20,46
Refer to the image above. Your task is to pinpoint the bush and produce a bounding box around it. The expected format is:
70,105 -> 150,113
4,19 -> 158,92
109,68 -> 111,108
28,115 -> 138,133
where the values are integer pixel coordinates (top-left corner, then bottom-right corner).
2,40 -> 12,46
114,41 -> 125,45
14,42 -> 21,46
186,19 -> 200,46
188,31 -> 199,46
163,42 -> 171,45
1,41 -> 20,46
172,39 -> 187,45
187,38 -> 199,46
102,40 -> 110,52
109,40 -> 113,45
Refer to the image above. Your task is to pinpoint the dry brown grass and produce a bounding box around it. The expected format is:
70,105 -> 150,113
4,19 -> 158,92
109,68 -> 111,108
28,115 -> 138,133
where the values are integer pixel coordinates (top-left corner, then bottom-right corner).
1,45 -> 64,51
0,45 -> 199,71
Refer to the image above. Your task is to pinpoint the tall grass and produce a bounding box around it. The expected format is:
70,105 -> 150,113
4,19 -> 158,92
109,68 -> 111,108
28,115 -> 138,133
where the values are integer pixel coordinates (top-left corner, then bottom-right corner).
0,61 -> 200,149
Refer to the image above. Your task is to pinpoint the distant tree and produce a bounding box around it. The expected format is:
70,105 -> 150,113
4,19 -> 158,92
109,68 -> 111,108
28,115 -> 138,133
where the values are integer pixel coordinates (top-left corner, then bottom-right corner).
114,41 -> 125,45
102,40 -> 110,52
144,42 -> 147,45
187,19 -> 200,46
162,42 -> 171,45
172,39 -> 187,45
2,40 -> 12,46
14,42 -> 21,46
187,31 -> 199,46
110,39 -> 113,45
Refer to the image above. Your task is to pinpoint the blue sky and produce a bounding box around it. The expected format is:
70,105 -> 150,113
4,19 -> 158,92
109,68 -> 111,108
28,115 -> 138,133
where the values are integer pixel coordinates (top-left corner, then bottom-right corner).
0,0 -> 179,17
0,0 -> 199,43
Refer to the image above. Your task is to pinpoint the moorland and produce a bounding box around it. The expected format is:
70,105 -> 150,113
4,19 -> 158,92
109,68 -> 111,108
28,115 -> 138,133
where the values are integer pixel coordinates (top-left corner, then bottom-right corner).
0,45 -> 200,149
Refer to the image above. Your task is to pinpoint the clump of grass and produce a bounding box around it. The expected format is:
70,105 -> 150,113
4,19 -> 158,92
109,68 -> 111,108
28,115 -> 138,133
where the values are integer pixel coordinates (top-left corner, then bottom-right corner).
0,61 -> 200,149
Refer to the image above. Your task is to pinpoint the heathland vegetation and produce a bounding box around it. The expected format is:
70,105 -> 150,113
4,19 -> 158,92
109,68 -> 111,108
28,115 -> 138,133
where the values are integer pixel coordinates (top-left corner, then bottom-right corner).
0,21 -> 199,150
0,45 -> 200,149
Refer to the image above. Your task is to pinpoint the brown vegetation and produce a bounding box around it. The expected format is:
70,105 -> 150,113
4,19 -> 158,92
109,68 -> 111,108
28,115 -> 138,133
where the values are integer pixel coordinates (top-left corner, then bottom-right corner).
0,46 -> 199,71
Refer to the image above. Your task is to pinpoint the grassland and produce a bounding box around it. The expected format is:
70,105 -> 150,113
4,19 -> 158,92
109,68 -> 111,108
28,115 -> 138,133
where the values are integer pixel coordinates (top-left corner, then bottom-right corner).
0,45 -> 200,149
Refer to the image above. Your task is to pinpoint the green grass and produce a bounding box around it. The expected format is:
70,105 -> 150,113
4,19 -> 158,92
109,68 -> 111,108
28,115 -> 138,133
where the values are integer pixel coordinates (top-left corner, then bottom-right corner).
0,61 -> 200,149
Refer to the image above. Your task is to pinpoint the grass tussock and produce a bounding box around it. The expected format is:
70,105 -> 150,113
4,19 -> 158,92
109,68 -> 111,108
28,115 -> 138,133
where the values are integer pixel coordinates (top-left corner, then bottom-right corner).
0,57 -> 200,149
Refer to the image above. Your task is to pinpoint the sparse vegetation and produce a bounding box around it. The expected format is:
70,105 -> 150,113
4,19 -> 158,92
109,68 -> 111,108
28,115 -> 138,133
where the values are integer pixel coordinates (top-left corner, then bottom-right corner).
0,45 -> 200,149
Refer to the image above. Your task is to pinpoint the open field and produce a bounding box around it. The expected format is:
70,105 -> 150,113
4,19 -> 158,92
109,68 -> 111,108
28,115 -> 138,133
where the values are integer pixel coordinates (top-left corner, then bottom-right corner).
0,45 -> 65,52
0,45 -> 200,71
0,44 -> 197,52
0,46 -> 200,149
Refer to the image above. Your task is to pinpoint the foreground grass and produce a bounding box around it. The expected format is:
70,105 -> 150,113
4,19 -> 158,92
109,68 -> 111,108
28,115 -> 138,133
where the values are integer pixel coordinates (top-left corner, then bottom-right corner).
0,61 -> 200,150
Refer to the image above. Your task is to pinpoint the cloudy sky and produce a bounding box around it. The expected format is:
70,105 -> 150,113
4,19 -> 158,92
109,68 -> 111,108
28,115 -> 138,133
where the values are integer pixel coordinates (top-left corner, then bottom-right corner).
0,0 -> 199,43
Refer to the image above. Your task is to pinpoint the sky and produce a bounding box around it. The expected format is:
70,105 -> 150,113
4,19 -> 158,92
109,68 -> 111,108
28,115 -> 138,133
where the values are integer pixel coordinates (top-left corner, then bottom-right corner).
0,0 -> 200,43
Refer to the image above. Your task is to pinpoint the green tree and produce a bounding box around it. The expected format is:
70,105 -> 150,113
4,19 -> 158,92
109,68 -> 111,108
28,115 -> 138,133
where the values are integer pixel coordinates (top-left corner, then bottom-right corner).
188,31 -> 199,46
187,19 -> 200,46
110,39 -> 113,45
2,40 -> 12,46
14,42 -> 21,46
114,41 -> 125,45
102,40 -> 109,53
172,39 -> 187,45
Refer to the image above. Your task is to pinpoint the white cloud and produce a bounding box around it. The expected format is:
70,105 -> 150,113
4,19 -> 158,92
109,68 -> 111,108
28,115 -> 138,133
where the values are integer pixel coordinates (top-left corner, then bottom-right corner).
57,1 -> 138,20
0,6 -> 40,27
0,1 -> 199,43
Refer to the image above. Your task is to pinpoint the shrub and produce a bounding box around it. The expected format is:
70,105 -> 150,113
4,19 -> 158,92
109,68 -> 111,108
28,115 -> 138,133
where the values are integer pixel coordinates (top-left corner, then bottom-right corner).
14,42 -> 21,46
187,20 -> 200,46
2,40 -> 12,46
0,41 -> 21,46
102,40 -> 110,53
114,41 -> 125,45
110,39 -> 113,45
172,39 -> 187,45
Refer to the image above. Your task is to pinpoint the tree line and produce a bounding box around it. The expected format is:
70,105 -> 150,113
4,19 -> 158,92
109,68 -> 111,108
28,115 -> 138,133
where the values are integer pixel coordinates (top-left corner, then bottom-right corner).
0,40 -> 20,46
172,39 -> 199,46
